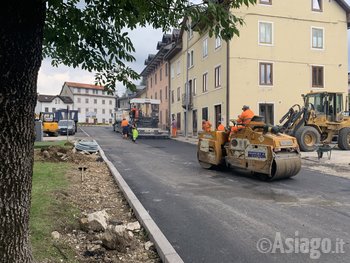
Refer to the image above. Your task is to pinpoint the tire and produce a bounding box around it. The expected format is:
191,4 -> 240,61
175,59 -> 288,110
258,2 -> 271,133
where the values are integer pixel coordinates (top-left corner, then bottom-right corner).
338,127 -> 350,150
295,126 -> 320,152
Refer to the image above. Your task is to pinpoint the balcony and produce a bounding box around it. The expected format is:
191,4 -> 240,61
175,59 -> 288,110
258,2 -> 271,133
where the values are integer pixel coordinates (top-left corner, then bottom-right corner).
181,93 -> 193,110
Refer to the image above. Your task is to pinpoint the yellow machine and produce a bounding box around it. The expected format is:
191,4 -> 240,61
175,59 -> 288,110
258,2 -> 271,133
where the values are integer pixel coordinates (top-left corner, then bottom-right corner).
279,91 -> 350,151
39,112 -> 59,136
197,116 -> 301,181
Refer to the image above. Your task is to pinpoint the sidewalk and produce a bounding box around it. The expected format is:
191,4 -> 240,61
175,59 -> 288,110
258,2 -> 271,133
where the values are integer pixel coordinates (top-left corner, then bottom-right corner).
171,135 -> 350,179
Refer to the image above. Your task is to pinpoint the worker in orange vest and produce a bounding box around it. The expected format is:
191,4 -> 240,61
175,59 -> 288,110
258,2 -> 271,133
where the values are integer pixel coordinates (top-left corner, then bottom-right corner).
217,121 -> 225,131
121,117 -> 129,139
231,105 -> 255,133
202,120 -> 212,132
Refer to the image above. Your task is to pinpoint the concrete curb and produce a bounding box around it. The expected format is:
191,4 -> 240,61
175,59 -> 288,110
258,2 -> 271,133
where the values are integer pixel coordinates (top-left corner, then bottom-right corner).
98,146 -> 184,263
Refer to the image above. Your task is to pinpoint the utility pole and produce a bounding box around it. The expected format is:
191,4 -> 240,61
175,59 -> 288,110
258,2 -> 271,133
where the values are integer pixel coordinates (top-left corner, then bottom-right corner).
185,23 -> 190,138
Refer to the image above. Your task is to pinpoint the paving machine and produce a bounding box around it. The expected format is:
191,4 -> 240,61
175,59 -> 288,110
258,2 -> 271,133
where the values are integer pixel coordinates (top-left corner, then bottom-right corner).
197,116 -> 301,181
279,91 -> 350,151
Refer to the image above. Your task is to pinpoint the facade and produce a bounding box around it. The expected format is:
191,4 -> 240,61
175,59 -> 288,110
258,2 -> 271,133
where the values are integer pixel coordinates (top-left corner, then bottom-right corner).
35,94 -> 73,114
167,0 -> 349,136
141,32 -> 179,130
60,82 -> 116,123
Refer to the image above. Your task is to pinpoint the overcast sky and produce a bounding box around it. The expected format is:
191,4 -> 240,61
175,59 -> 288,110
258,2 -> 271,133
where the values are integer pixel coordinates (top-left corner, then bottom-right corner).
38,1 -> 350,96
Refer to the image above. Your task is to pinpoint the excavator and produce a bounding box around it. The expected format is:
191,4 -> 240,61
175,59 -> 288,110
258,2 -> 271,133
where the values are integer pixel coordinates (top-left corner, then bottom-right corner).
197,116 -> 301,181
39,112 -> 59,136
279,91 -> 350,151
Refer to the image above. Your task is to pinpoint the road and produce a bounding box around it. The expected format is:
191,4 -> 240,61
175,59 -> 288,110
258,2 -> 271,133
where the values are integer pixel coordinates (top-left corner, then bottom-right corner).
83,126 -> 350,263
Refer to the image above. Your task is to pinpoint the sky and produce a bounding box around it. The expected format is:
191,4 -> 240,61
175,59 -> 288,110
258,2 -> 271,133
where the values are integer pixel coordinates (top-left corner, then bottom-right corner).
38,1 -> 350,96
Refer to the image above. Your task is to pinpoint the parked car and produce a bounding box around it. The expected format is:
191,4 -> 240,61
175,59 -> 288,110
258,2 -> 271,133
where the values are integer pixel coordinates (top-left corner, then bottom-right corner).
58,120 -> 76,135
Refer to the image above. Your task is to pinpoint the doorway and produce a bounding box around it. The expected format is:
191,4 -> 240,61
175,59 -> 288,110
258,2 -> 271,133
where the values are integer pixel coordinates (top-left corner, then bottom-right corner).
214,104 -> 222,128
259,103 -> 274,125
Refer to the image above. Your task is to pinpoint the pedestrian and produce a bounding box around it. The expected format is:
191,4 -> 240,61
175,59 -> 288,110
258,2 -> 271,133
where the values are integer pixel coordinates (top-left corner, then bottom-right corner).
121,117 -> 129,139
217,121 -> 225,131
131,125 -> 139,143
171,115 -> 177,137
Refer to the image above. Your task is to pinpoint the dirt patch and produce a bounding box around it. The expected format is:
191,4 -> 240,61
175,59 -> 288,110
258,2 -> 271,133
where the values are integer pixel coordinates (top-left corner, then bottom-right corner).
35,146 -> 160,262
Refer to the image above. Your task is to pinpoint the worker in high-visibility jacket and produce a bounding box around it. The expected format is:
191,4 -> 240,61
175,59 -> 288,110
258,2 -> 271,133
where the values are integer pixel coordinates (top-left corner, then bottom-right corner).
217,121 -> 225,131
230,105 -> 255,133
202,120 -> 212,132
121,117 -> 129,139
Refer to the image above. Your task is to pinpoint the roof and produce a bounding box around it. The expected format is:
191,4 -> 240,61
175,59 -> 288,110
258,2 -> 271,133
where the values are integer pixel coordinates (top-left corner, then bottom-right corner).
64,81 -> 104,90
336,0 -> 350,13
37,94 -> 73,104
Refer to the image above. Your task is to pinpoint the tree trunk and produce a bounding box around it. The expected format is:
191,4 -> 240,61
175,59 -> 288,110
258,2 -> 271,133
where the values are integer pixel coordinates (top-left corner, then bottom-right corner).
0,1 -> 45,262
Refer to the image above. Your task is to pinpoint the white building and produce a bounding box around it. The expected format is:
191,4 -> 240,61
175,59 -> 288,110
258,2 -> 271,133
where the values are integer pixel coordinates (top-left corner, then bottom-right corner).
35,94 -> 73,114
60,82 -> 116,123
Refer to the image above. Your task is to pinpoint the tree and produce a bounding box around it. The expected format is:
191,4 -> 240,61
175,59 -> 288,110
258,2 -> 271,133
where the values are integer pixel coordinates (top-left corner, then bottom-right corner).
0,0 -> 255,261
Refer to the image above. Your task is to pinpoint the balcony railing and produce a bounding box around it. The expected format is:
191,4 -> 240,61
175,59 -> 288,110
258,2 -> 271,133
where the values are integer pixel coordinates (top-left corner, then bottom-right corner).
181,93 -> 193,110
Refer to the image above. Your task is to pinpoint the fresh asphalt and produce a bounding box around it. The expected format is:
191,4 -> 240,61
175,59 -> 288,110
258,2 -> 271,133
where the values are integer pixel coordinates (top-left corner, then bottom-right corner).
83,126 -> 350,263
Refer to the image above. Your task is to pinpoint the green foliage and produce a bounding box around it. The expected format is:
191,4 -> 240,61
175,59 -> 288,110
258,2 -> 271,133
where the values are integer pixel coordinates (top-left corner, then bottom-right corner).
44,0 -> 256,92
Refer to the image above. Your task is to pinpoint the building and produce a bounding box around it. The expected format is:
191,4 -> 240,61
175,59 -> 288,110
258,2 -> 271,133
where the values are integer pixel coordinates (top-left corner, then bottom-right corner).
116,85 -> 146,110
60,82 -> 116,123
35,94 -> 73,114
166,0 -> 350,136
140,31 -> 179,130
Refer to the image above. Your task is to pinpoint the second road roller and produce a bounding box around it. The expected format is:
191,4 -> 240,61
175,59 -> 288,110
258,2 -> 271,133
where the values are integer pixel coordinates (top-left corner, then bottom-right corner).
197,116 -> 301,181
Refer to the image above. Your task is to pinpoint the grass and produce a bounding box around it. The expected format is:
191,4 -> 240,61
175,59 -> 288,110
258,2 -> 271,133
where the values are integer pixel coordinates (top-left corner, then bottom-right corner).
30,161 -> 79,262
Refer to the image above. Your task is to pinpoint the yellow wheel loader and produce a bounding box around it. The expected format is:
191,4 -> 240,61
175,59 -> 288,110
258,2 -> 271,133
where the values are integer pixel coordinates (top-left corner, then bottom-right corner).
197,116 -> 301,181
279,91 -> 350,151
39,112 -> 59,137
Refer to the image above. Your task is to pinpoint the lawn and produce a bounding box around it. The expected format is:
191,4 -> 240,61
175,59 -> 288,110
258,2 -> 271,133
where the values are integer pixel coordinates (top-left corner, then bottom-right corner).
34,140 -> 71,149
30,161 -> 79,262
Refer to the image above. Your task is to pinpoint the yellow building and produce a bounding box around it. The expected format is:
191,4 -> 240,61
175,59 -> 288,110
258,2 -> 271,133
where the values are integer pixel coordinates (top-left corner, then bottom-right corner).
167,0 -> 350,135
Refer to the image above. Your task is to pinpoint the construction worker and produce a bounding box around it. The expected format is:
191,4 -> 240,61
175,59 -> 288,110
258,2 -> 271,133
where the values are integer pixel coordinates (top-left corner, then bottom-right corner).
121,117 -> 129,139
171,115 -> 177,138
217,121 -> 225,131
202,120 -> 212,132
230,105 -> 255,133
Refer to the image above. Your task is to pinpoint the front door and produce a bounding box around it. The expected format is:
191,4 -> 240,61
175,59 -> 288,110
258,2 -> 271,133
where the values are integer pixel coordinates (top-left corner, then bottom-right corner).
259,103 -> 274,125
214,104 -> 222,128
193,110 -> 198,136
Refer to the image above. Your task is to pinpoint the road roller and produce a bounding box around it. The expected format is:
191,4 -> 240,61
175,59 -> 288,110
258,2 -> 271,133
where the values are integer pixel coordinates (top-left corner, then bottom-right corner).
197,116 -> 301,180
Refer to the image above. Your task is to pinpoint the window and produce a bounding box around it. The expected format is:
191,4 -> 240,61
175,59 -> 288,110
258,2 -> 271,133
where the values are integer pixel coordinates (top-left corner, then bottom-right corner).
214,66 -> 221,88
85,98 -> 89,103
52,108 -> 56,112
203,38 -> 208,58
165,86 -> 168,99
177,87 -> 181,101
102,109 -> 105,114
165,63 -> 168,76
312,66 -> 324,88
151,77 -> 153,88
86,108 -> 89,113
171,64 -> 174,78
109,100 -> 112,105
202,107 -> 208,121
259,22 -> 273,45
155,73 -> 157,84
94,108 -> 97,113
85,89 -> 89,94
102,99 -> 105,104
160,90 -> 162,102
160,68 -> 162,81
109,109 -> 113,114
176,112 -> 181,129
259,103 -> 274,125
215,36 -> 221,49
94,99 -> 97,104
260,0 -> 272,4
77,88 -> 81,93
312,0 -> 322,12
45,107 -> 49,112
77,98 -> 81,103
102,118 -> 105,123
312,27 -> 324,49
259,63 -> 273,85
177,60 -> 181,75
171,90 -> 175,103
187,50 -> 194,68
193,78 -> 197,96
78,108 -> 81,113
202,73 -> 208,92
